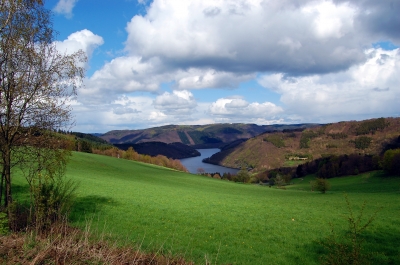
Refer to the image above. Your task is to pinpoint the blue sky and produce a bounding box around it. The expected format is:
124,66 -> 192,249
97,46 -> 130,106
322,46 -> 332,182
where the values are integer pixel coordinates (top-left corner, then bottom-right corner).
46,0 -> 400,133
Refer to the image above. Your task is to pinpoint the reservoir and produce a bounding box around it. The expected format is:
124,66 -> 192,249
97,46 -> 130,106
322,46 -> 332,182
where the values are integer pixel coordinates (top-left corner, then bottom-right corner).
179,148 -> 239,175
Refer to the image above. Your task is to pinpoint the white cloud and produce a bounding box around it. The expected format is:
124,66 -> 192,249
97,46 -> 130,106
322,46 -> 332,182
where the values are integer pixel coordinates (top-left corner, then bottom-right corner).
64,1 -> 400,132
208,98 -> 283,120
124,0 -> 369,75
55,30 -> 104,58
302,1 -> 355,39
153,90 -> 197,115
176,69 -> 255,89
53,0 -> 78,18
258,48 -> 400,122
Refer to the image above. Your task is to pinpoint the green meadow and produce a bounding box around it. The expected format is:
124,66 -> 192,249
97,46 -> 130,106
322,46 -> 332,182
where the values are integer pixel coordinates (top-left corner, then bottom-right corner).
13,152 -> 400,264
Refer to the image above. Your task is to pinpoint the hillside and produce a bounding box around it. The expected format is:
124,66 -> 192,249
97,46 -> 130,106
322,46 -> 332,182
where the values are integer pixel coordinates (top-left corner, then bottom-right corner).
100,123 -> 319,147
206,117 -> 400,170
114,142 -> 200,159
12,152 -> 400,264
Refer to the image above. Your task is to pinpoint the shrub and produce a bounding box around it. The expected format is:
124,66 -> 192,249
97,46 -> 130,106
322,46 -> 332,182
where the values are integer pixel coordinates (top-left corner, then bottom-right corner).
234,169 -> 251,183
274,174 -> 287,188
320,195 -> 380,265
382,149 -> 400,176
31,174 -> 78,231
0,212 -> 8,235
311,178 -> 331,193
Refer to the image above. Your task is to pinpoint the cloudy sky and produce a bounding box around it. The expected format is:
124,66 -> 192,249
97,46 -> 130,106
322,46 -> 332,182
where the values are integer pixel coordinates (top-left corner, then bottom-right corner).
46,0 -> 400,133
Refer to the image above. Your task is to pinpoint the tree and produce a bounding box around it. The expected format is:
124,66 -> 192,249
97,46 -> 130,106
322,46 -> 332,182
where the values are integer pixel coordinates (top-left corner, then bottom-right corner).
0,0 -> 85,214
312,178 -> 331,193
382,149 -> 400,176
235,169 -> 250,183
274,174 -> 286,188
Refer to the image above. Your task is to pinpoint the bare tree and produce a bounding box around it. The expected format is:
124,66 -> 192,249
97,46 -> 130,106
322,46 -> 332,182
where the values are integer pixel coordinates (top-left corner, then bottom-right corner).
0,0 -> 86,212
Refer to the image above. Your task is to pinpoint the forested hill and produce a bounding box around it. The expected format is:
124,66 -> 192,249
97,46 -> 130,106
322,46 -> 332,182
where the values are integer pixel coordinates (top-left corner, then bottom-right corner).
204,117 -> 400,171
100,123 -> 319,147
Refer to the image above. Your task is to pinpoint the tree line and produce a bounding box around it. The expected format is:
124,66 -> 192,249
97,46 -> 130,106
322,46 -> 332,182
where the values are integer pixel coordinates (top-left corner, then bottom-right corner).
93,147 -> 188,172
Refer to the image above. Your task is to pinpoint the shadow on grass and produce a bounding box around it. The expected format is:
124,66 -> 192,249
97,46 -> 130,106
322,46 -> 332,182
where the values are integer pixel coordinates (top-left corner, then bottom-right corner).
70,195 -> 118,222
302,227 -> 400,265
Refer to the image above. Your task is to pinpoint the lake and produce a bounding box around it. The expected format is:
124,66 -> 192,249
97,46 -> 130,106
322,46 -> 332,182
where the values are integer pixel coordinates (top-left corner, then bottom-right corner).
179,148 -> 239,175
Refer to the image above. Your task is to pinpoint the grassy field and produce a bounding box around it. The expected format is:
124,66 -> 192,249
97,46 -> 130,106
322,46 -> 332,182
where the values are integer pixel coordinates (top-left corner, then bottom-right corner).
13,152 -> 400,264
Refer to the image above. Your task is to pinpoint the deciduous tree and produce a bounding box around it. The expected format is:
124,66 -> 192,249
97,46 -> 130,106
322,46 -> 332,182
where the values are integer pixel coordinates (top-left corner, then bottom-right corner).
0,0 -> 86,213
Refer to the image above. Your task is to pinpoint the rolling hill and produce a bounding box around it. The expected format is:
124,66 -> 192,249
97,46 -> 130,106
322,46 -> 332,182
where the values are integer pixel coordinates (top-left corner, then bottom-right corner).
205,117 -> 400,171
12,151 -> 400,264
100,123 -> 319,147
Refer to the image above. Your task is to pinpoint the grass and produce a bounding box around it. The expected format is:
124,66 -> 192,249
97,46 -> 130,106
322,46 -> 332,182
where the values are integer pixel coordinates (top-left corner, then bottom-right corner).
283,160 -> 306,167
12,152 -> 400,264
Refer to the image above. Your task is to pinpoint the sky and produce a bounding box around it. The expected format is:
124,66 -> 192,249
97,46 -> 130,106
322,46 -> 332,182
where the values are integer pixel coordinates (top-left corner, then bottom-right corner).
45,0 -> 400,133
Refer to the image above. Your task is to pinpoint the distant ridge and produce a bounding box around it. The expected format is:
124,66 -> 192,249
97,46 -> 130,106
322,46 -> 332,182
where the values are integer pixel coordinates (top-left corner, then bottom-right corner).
100,123 -> 319,147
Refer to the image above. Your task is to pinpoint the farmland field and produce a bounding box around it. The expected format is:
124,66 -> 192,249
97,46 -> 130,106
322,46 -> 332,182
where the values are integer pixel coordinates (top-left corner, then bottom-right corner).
13,152 -> 400,264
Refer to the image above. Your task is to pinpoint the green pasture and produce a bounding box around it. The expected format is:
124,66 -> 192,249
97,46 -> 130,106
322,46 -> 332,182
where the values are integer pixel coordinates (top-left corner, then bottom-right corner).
13,152 -> 400,264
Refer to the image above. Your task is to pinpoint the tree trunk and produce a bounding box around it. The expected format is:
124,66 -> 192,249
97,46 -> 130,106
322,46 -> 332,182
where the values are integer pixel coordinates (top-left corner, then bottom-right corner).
4,148 -> 12,208
0,166 -> 5,206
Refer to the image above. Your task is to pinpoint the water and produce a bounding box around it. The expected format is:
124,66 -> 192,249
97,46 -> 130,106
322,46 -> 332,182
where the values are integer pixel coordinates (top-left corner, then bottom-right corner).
179,148 -> 239,175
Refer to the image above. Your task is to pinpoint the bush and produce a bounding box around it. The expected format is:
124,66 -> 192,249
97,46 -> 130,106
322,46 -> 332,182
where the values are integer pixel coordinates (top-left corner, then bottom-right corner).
234,169 -> 250,183
312,178 -> 331,193
274,174 -> 286,188
31,174 -> 78,231
0,212 -> 8,235
382,149 -> 400,176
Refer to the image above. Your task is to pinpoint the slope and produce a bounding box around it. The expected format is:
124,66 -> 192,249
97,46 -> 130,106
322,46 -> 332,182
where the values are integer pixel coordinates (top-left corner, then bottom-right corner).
208,117 -> 400,170
12,152 -> 399,264
100,123 -> 318,147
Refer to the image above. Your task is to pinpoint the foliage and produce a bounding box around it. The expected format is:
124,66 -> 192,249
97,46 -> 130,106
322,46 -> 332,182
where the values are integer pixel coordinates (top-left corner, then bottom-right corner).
297,154 -> 380,179
187,129 -> 223,144
0,211 -> 8,235
233,169 -> 250,183
77,140 -> 93,153
300,130 -> 319,148
312,178 -> 331,193
93,147 -> 188,172
355,117 -> 389,135
219,127 -> 243,134
320,195 -> 380,265
14,145 -> 78,231
0,0 -> 85,212
327,133 -> 348,139
274,174 -> 286,188
352,136 -> 372,150
382,149 -> 400,176
264,135 -> 285,148
71,132 -> 109,145
30,174 -> 78,231
177,131 -> 191,145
